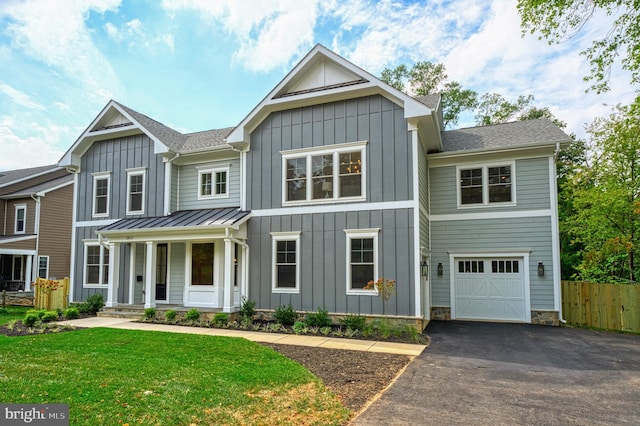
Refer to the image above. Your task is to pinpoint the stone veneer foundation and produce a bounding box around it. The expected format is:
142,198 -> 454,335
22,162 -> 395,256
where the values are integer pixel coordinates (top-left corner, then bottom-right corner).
431,306 -> 560,326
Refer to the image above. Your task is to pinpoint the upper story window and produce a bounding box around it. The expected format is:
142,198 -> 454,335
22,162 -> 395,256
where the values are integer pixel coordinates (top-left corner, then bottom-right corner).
198,166 -> 229,199
345,228 -> 379,295
92,172 -> 111,218
281,141 -> 367,205
271,232 -> 300,293
126,168 -> 146,215
457,162 -> 515,208
14,204 -> 26,234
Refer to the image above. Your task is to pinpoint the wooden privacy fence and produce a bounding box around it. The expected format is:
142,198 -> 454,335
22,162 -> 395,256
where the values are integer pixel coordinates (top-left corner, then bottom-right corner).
562,281 -> 640,333
34,278 -> 69,311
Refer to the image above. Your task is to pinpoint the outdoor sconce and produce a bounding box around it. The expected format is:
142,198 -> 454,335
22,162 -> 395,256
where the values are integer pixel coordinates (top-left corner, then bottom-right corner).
437,262 -> 443,276
538,261 -> 545,277
421,261 -> 428,277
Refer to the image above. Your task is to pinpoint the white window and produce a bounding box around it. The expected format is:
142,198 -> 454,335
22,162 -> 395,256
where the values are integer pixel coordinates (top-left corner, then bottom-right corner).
281,141 -> 367,205
345,229 -> 379,295
271,232 -> 300,293
83,242 -> 109,286
38,256 -> 49,279
198,166 -> 229,199
126,168 -> 146,215
92,172 -> 111,217
457,162 -> 515,207
14,204 -> 26,234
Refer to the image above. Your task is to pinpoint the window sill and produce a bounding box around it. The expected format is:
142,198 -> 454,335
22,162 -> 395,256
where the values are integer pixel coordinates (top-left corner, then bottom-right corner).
272,288 -> 300,294
346,289 -> 378,296
457,202 -> 516,210
83,284 -> 108,288
283,196 -> 366,207
92,214 -> 109,219
198,194 -> 230,200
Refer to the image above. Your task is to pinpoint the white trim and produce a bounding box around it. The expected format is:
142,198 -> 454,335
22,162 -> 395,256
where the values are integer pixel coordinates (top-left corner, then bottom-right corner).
69,173 -> 78,302
456,161 -> 516,208
344,228 -> 379,296
549,155 -> 562,312
197,166 -> 230,200
82,240 -> 109,287
92,172 -> 111,218
126,168 -> 146,215
75,219 -> 120,228
240,151 -> 247,211
164,161 -> 172,215
0,235 -> 36,244
271,231 -> 301,294
410,128 -> 422,318
128,243 -> 136,305
449,252 -> 531,323
430,209 -> 552,222
14,204 -> 26,234
37,255 -> 49,279
0,248 -> 35,255
281,141 -> 367,206
251,199 -> 413,217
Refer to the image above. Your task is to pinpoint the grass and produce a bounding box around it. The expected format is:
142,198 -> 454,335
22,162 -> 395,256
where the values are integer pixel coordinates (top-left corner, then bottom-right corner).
0,305 -> 30,325
0,328 -> 350,425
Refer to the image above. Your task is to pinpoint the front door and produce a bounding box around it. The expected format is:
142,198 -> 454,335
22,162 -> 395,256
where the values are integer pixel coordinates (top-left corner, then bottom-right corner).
156,244 -> 168,302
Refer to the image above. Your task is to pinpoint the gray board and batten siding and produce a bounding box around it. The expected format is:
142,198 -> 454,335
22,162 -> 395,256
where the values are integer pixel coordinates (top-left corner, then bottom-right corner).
245,95 -> 419,317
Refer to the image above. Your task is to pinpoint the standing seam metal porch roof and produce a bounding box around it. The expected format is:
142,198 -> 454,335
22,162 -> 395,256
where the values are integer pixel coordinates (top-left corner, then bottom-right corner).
98,208 -> 250,232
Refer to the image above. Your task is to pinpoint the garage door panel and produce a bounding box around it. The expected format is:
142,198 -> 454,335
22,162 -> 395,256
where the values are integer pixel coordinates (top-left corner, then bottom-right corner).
454,258 -> 526,322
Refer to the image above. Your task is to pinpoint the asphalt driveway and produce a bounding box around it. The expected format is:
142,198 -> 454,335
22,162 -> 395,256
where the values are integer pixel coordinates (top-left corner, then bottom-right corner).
353,321 -> 640,425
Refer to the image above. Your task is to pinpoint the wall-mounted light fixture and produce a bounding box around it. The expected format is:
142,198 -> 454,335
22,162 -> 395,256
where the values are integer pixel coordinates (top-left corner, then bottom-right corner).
437,262 -> 443,276
537,261 -> 544,277
421,261 -> 428,277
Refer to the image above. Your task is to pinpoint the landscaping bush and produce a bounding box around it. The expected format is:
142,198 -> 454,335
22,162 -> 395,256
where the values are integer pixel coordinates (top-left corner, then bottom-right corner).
185,308 -> 201,322
85,293 -> 105,314
64,307 -> 80,319
293,321 -> 307,334
23,313 -> 39,327
164,310 -> 177,322
143,308 -> 156,320
274,304 -> 297,326
41,310 -> 59,322
306,307 -> 332,328
27,309 -> 45,319
340,315 -> 366,331
212,312 -> 229,326
240,297 -> 256,320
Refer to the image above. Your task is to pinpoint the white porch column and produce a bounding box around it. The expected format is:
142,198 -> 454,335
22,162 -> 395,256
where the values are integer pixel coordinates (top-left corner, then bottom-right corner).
223,238 -> 234,313
128,243 -> 136,305
24,255 -> 33,291
144,241 -> 157,308
106,243 -> 120,307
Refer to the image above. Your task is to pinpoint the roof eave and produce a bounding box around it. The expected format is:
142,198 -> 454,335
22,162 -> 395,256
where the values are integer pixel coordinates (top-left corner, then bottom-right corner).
430,139 -> 571,159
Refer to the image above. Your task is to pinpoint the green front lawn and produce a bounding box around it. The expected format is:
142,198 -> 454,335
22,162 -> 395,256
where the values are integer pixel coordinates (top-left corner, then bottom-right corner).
0,305 -> 30,324
0,328 -> 350,425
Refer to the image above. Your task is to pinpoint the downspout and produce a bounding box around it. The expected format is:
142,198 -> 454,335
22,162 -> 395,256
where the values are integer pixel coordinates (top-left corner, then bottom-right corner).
164,152 -> 179,215
3,199 -> 6,235
552,142 -> 566,324
31,193 -> 41,286
228,145 -> 246,211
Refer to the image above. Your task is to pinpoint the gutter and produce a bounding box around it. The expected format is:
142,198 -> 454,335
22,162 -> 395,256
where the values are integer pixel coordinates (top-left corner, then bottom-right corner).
553,141 -> 567,324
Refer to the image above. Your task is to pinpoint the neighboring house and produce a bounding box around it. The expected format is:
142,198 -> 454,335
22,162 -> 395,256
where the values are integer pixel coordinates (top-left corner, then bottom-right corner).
59,44 -> 571,325
0,165 -> 74,291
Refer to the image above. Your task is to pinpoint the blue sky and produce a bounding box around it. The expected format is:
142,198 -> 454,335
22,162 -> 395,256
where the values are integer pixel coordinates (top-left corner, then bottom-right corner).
0,0 -> 636,170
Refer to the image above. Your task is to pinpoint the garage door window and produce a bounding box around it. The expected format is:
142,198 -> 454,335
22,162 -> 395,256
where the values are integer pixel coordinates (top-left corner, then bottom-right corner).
458,260 -> 484,273
492,260 -> 519,273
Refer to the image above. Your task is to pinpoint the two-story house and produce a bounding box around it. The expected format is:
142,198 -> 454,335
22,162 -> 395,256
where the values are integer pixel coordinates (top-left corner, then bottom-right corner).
60,45 -> 570,326
0,165 -> 73,291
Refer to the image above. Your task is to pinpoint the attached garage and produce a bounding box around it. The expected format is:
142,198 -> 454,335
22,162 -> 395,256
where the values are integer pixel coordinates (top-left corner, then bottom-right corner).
451,256 -> 531,322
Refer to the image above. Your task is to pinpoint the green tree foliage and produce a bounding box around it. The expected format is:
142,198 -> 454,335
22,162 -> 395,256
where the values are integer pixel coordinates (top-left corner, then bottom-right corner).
475,93 -> 534,125
380,62 -> 478,128
518,0 -> 640,93
565,97 -> 640,282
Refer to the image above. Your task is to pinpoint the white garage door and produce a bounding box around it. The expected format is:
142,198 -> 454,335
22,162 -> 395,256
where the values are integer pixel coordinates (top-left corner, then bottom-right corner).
453,258 -> 527,322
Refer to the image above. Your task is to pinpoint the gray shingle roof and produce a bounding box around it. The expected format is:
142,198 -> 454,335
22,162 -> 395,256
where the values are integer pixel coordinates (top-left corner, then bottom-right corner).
414,94 -> 441,110
4,174 -> 73,198
181,128 -> 234,152
0,164 -> 59,186
98,208 -> 250,232
441,119 -> 572,153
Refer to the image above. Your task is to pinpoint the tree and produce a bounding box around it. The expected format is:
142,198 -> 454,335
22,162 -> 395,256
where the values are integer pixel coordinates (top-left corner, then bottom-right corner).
475,93 -> 534,125
380,62 -> 478,128
565,98 -> 640,282
518,0 -> 640,93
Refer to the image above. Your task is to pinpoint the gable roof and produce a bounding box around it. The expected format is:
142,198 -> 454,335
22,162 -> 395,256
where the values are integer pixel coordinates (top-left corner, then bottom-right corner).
1,174 -> 74,199
440,119 -> 572,153
226,44 -> 442,152
0,164 -> 60,188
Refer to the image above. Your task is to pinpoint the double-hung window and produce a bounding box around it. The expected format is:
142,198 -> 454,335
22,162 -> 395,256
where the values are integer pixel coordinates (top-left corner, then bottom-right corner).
282,141 -> 366,205
14,205 -> 26,234
126,168 -> 146,215
271,232 -> 300,293
458,162 -> 515,207
92,172 -> 111,217
84,242 -> 109,286
38,256 -> 49,279
198,166 -> 229,199
345,229 -> 379,294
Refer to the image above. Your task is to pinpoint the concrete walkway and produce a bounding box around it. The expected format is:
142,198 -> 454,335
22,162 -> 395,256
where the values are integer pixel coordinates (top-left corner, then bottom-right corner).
57,317 -> 425,356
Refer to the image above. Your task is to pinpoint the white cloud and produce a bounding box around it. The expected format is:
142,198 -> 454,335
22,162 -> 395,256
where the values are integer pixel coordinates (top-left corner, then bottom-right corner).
0,83 -> 45,110
104,18 -> 175,51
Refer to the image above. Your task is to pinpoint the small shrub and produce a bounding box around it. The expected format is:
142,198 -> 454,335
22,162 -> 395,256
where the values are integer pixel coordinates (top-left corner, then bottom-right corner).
306,307 -> 332,328
23,313 -> 39,327
27,309 -> 45,319
240,297 -> 256,320
403,323 -> 426,344
41,310 -> 59,322
267,322 -> 284,333
274,303 -> 297,326
164,310 -> 177,322
213,312 -> 229,326
64,307 -> 80,319
185,308 -> 201,322
85,293 -> 105,314
73,302 -> 90,314
240,317 -> 253,328
143,308 -> 156,320
340,315 -> 366,331
319,326 -> 332,336
293,321 -> 307,335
